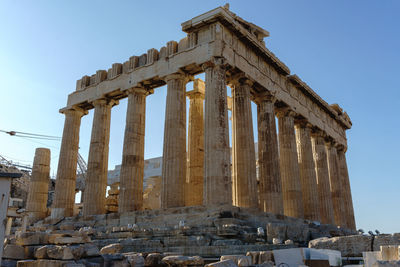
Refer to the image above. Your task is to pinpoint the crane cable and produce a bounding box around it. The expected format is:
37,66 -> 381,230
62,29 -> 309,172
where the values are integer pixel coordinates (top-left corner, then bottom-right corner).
0,129 -> 61,141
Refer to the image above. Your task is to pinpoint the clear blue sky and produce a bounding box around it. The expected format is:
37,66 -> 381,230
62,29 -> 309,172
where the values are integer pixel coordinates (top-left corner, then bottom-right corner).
1,1 -> 399,233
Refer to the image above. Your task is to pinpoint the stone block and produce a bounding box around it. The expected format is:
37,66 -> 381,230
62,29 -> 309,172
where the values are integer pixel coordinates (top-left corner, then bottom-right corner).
220,256 -> 251,266
47,246 -> 74,260
81,244 -> 100,257
16,233 -> 48,246
380,246 -> 399,261
309,249 -> 341,266
1,259 -> 17,267
144,253 -> 163,267
100,243 -> 122,254
162,256 -> 204,266
205,259 -> 237,267
273,248 -> 306,267
34,246 -> 48,259
3,244 -> 27,260
308,235 -> 372,257
364,251 -> 383,267
123,253 -> 145,267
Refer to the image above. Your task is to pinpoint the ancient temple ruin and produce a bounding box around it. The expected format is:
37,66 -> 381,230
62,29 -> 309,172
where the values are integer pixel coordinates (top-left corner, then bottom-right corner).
50,5 -> 355,230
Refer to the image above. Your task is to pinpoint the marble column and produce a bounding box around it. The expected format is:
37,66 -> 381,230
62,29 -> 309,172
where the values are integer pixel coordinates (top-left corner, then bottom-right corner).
119,88 -> 150,212
231,77 -> 257,208
337,146 -> 356,230
276,108 -> 304,218
295,121 -> 320,221
185,79 -> 205,206
26,148 -> 51,221
256,93 -> 283,214
311,131 -> 335,225
326,140 -> 346,227
203,58 -> 232,206
51,107 -> 87,218
161,73 -> 188,208
83,99 -> 116,216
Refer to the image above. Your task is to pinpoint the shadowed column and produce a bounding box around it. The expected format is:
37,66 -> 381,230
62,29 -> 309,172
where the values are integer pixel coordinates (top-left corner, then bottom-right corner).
26,148 -> 50,221
295,120 -> 320,221
161,73 -> 189,208
203,58 -> 232,206
51,107 -> 87,218
326,139 -> 346,227
276,108 -> 304,218
337,146 -> 356,230
311,130 -> 335,225
231,77 -> 257,208
119,88 -> 150,212
256,93 -> 283,214
186,79 -> 205,206
83,99 -> 116,216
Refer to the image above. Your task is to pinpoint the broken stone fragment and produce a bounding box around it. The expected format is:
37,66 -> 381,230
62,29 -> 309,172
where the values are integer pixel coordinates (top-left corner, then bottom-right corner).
162,255 -> 204,267
123,253 -> 145,267
272,238 -> 282,244
205,259 -> 238,267
100,243 -> 123,254
34,246 -> 48,259
3,244 -> 27,260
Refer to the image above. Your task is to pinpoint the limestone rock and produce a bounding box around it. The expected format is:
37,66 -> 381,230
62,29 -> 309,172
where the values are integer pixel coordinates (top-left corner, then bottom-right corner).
220,256 -> 251,266
34,246 -> 48,259
205,259 -> 238,267
145,253 -> 163,267
100,243 -> 123,254
272,238 -> 282,245
47,245 -> 74,260
81,243 -> 100,257
124,253 -> 145,267
162,256 -> 204,267
3,244 -> 26,260
309,235 -> 372,257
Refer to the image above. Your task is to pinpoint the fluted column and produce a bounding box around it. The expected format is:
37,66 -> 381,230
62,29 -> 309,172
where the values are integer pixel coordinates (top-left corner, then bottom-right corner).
326,140 -> 346,227
231,77 -> 257,208
83,99 -> 116,216
311,131 -> 335,225
51,107 -> 87,218
203,58 -> 232,206
256,93 -> 283,214
26,148 -> 50,221
161,73 -> 189,208
185,79 -> 205,206
119,88 -> 150,212
337,146 -> 356,230
276,108 -> 304,218
295,121 -> 320,221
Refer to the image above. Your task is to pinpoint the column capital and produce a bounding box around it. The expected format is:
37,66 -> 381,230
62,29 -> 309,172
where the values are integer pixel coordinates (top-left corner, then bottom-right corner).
227,73 -> 253,88
254,91 -> 276,104
201,57 -> 227,71
335,143 -> 347,153
275,107 -> 296,118
92,98 -> 119,107
324,137 -> 336,148
60,106 -> 88,117
126,87 -> 153,96
164,72 -> 192,83
310,127 -> 327,138
294,119 -> 313,129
